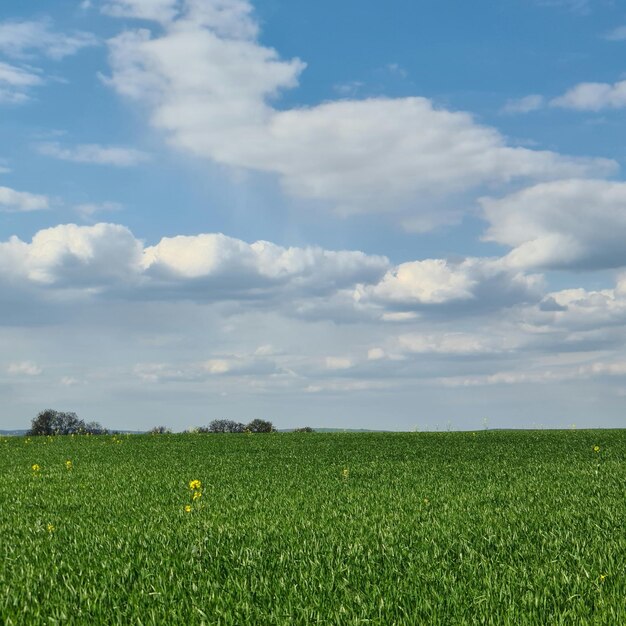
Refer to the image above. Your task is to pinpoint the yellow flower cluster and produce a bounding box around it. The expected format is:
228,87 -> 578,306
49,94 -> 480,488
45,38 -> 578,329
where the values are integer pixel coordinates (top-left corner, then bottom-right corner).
186,479 -> 203,512
342,468 -> 349,480
32,464 -> 41,473
65,460 -> 73,470
593,445 -> 601,453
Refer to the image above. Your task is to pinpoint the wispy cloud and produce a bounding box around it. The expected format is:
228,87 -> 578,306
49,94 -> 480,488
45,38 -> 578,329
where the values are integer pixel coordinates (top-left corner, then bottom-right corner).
0,61 -> 43,104
75,201 -> 123,219
502,94 -> 545,114
7,361 -> 42,376
604,25 -> 626,41
101,0 -> 182,24
0,19 -> 97,60
37,142 -> 150,167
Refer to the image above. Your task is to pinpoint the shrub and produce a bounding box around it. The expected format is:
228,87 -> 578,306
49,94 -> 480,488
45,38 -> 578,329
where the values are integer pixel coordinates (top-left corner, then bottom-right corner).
294,426 -> 315,433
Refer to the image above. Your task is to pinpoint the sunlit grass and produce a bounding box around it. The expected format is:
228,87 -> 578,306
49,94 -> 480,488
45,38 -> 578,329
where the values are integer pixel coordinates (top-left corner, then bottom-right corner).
1,430 -> 625,624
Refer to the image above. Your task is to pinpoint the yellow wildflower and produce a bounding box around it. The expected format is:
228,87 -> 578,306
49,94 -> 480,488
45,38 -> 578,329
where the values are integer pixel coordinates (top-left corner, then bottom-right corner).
189,479 -> 202,491
47,524 -> 54,533
342,468 -> 349,479
65,460 -> 73,470
593,445 -> 601,453
192,491 -> 202,501
32,464 -> 41,472
184,505 -> 192,513
600,574 -> 607,581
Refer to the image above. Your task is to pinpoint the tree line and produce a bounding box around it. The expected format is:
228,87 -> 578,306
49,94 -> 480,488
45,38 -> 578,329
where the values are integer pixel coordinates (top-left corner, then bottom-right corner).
25,410 -> 306,436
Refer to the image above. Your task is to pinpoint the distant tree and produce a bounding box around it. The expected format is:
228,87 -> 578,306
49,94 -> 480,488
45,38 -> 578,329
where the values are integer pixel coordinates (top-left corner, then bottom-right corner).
207,419 -> 246,433
149,426 -> 172,434
83,421 -> 109,435
246,418 -> 275,433
294,426 -> 315,433
27,409 -> 108,436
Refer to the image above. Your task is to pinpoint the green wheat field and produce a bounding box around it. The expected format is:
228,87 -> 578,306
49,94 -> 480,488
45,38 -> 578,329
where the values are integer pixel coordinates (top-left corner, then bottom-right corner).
1,430 -> 625,625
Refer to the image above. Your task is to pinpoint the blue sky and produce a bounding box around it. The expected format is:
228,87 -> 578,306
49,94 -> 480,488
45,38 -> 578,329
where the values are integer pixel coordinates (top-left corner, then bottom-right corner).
2,0 -> 626,431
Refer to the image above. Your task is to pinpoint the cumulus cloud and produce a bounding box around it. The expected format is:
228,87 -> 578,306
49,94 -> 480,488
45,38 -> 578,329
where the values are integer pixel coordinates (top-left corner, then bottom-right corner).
103,0 -> 615,226
0,223 -> 143,287
0,222 -> 548,324
0,19 -> 97,60
551,80 -> 626,111
0,186 -> 49,212
0,223 -> 389,307
142,232 -> 388,296
37,142 -> 149,166
359,257 -> 543,312
482,179 -> 626,270
533,285 -> 626,332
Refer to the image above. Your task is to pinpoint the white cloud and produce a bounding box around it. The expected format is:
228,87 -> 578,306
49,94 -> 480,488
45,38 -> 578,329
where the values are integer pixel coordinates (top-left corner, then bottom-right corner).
37,142 -> 149,166
534,284 -> 626,332
142,232 -> 389,294
0,61 -> 43,104
367,347 -> 386,361
102,0 -> 182,24
0,223 -> 143,286
0,223 -> 389,304
482,179 -> 626,270
134,351 -> 281,382
0,222 -> 548,325
360,257 -> 543,311
103,0 -> 615,226
551,80 -> 626,111
438,358 -> 626,388
0,19 -> 97,60
0,61 -> 43,87
325,356 -> 353,370
502,94 -> 544,114
8,361 -> 42,376
0,186 -> 49,212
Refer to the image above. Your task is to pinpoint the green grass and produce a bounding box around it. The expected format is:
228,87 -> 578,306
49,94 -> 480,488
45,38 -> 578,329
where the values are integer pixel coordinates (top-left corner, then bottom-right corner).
1,430 -> 625,624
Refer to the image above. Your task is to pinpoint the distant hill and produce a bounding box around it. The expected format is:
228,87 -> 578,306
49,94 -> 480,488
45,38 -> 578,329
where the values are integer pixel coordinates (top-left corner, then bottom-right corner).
0,429 -> 27,436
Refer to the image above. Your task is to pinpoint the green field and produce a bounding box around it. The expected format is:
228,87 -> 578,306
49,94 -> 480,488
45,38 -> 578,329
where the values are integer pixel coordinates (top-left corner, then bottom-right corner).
1,430 -> 625,624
